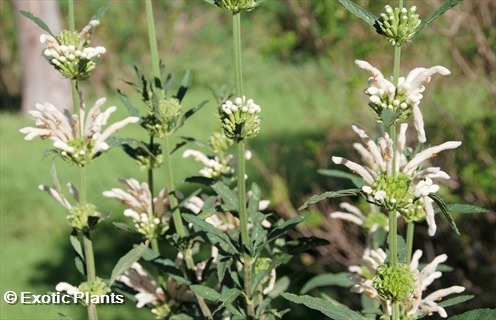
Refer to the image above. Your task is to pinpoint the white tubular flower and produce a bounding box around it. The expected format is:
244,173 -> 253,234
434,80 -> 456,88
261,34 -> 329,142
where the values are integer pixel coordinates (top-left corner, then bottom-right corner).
348,248 -> 387,300
103,178 -> 170,238
56,282 -> 80,295
356,60 -> 450,142
182,149 -> 235,180
332,124 -> 461,236
407,250 -> 465,318
330,202 -> 388,233
117,262 -> 165,308
20,98 -> 139,166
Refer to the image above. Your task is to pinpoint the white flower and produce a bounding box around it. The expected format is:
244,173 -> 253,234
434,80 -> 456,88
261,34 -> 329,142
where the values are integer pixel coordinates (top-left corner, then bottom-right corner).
182,149 -> 235,179
407,250 -> 465,318
348,248 -> 387,300
103,178 -> 170,238
330,202 -> 388,232
117,262 -> 165,308
56,282 -> 80,295
355,60 -> 450,143
20,98 -> 139,166
332,124 -> 461,236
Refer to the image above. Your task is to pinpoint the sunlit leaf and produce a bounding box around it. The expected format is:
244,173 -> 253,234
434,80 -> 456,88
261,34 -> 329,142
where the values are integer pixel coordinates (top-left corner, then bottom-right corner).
19,10 -> 54,36
429,194 -> 460,235
448,308 -> 496,320
337,0 -> 377,27
416,0 -> 463,34
109,243 -> 148,285
299,189 -> 362,210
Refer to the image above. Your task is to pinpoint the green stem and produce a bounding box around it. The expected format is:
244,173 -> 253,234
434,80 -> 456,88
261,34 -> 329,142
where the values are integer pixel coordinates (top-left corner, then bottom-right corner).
406,222 -> 415,265
233,11 -> 254,318
147,136 -> 160,253
68,0 -> 75,32
233,12 -> 244,97
145,0 -> 163,96
83,230 -> 98,320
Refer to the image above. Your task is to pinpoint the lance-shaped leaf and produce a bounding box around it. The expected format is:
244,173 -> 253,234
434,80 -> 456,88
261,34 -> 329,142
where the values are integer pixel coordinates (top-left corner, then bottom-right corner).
116,89 -> 140,117
267,213 -> 311,242
438,295 -> 474,308
190,284 -> 220,301
183,213 -> 239,254
109,242 -> 148,285
281,292 -> 365,320
19,10 -> 54,36
318,169 -> 365,188
299,189 -> 362,210
141,248 -> 190,285
186,177 -> 239,211
175,70 -> 192,102
337,0 -> 377,27
416,0 -> 463,34
446,204 -> 488,214
301,272 -> 354,294
90,5 -> 108,21
176,100 -> 209,131
429,193 -> 460,235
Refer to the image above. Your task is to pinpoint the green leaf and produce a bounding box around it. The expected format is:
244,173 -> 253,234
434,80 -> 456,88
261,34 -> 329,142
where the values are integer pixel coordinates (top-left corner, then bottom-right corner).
301,273 -> 354,294
281,292 -> 365,320
448,309 -> 496,320
380,109 -> 399,130
74,256 -> 85,276
170,314 -> 194,320
318,169 -> 365,188
267,213 -> 311,242
175,69 -> 192,102
447,204 -> 488,214
283,237 -> 330,255
438,295 -> 474,308
116,89 -> 140,117
69,234 -> 84,259
299,189 -> 362,210
213,288 -> 242,315
268,276 -> 290,298
112,222 -> 137,234
337,0 -> 377,27
416,0 -> 463,34
176,100 -> 208,131
190,285 -> 220,301
19,11 -> 54,36
141,248 -> 190,285
182,213 -> 239,254
211,181 -> 239,211
109,243 -> 147,285
429,193 -> 460,235
90,5 -> 108,21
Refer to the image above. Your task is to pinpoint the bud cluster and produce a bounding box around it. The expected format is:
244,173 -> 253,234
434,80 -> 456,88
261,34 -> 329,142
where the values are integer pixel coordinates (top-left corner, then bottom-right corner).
40,20 -> 106,80
142,97 -> 182,137
68,203 -> 100,230
212,0 -> 261,13
376,5 -> 421,46
220,96 -> 261,141
373,263 -> 416,302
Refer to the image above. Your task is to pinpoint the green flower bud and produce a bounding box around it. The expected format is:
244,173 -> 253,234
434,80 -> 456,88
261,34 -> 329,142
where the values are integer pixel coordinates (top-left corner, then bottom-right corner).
211,0 -> 261,13
368,172 -> 414,211
220,96 -> 261,141
373,263 -> 416,302
142,97 -> 182,137
78,277 -> 111,296
68,203 -> 99,230
209,131 -> 234,155
376,5 -> 421,46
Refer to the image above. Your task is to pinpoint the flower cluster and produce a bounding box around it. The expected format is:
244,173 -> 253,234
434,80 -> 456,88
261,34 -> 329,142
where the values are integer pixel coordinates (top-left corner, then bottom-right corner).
220,96 -> 261,141
183,149 -> 235,180
349,249 -> 465,319
376,5 -> 421,46
210,0 -> 262,13
142,97 -> 182,137
56,277 -> 111,302
332,124 -> 461,236
20,98 -> 139,166
103,178 -> 170,239
355,60 -> 450,142
40,20 -> 106,80
39,183 -> 102,230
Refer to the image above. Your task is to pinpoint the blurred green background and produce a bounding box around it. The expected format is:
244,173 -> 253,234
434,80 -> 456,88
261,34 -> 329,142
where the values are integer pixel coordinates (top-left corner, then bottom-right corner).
1,0 -> 495,319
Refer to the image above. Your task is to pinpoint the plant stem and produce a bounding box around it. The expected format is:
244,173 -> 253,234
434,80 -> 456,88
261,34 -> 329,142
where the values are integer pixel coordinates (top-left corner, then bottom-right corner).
233,11 -> 255,318
68,0 -> 75,32
148,135 -> 160,253
83,230 -> 98,320
145,0 -> 164,99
